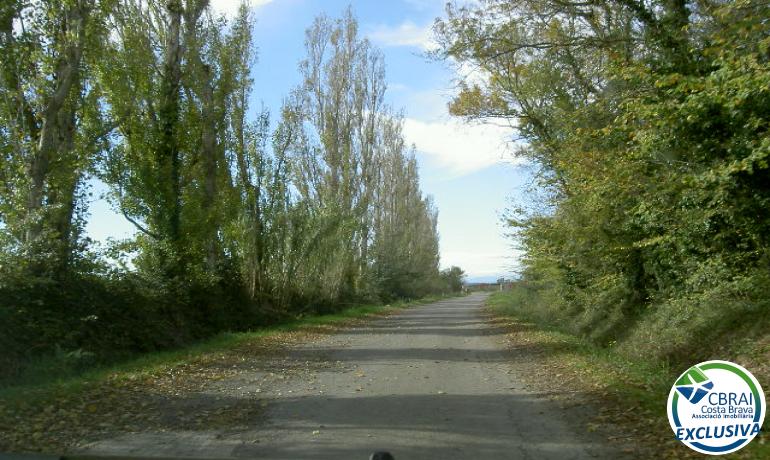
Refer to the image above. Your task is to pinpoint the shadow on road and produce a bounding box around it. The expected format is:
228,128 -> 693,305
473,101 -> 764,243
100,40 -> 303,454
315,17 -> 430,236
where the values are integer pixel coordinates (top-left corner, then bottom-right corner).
75,294 -> 624,460
83,391 -> 613,460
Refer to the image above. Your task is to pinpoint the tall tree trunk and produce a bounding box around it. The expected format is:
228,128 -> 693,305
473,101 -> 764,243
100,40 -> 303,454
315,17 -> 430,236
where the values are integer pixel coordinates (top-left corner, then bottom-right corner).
186,0 -> 222,272
200,64 -> 220,271
157,0 -> 183,255
22,2 -> 89,268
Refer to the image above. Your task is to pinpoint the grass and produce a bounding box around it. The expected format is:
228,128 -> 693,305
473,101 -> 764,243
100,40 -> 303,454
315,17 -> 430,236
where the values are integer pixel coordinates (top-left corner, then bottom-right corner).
486,289 -> 673,390
487,290 -> 672,410
0,294 -> 448,406
486,289 -> 769,459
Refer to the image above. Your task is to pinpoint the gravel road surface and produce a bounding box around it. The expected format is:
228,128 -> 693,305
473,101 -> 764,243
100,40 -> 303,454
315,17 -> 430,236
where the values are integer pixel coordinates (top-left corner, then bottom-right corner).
80,293 -> 623,459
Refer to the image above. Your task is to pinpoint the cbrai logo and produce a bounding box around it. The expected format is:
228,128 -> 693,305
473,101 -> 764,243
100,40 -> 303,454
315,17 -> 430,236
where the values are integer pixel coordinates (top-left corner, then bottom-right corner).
676,366 -> 714,404
667,360 -> 765,455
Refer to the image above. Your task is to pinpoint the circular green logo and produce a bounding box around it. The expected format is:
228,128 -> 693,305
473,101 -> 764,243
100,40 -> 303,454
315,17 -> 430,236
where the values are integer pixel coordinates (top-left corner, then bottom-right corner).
667,360 -> 765,455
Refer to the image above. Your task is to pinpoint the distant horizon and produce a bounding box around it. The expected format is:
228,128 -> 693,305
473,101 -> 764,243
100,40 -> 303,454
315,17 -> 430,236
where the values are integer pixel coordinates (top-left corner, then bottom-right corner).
464,275 -> 518,284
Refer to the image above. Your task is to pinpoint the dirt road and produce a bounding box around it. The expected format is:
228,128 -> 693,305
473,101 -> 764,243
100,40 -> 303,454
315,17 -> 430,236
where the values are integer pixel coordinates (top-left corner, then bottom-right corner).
80,293 -> 623,459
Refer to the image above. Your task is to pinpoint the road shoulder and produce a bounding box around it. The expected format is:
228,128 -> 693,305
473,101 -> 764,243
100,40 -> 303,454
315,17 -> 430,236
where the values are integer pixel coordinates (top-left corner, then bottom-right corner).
485,300 -> 699,459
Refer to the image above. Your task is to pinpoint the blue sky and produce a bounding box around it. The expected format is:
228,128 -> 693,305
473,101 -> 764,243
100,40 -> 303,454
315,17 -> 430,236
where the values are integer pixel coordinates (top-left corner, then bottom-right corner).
87,0 -> 530,281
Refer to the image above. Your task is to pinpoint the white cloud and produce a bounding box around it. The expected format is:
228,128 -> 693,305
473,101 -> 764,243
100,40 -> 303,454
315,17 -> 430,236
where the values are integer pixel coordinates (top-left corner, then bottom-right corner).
367,21 -> 437,51
455,60 -> 490,87
403,118 -> 522,176
210,0 -> 274,18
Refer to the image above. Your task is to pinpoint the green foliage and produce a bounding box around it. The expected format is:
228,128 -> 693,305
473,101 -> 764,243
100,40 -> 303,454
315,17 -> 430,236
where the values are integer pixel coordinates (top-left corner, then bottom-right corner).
439,266 -> 466,293
1,293 -> 448,391
0,0 -> 113,274
0,3 -> 454,382
436,0 -> 770,364
278,9 -> 443,305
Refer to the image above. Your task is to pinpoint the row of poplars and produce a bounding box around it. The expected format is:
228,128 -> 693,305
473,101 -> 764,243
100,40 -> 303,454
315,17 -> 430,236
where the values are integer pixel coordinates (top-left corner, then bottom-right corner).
0,1 -> 461,378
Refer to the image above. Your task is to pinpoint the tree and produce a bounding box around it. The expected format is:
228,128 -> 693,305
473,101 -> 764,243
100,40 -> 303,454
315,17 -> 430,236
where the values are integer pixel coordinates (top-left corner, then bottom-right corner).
1,4 -> 450,380
279,8 -> 442,304
435,0 -> 770,357
441,266 -> 466,293
0,0 -> 111,274
100,0 -> 246,283
371,117 -> 440,298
